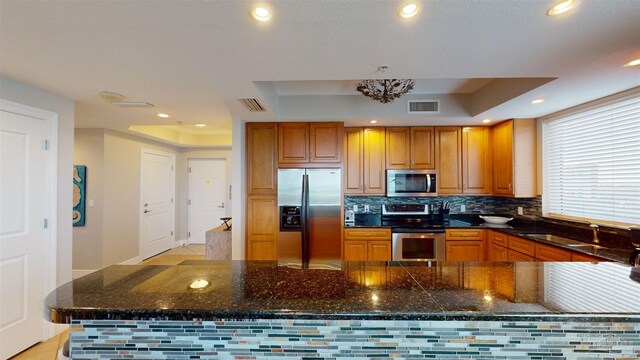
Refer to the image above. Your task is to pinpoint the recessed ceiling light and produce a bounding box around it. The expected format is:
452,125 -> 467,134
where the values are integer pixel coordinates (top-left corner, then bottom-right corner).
157,113 -> 170,118
624,59 -> 640,67
530,99 -> 544,104
251,6 -> 271,21
370,120 -> 378,124
195,123 -> 206,127
546,0 -> 578,16
482,119 -> 491,123
399,3 -> 420,18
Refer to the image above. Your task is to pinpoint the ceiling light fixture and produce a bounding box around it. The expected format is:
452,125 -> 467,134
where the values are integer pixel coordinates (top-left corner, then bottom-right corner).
356,79 -> 415,104
157,113 -> 170,118
370,120 -> 378,124
195,123 -> 206,127
399,3 -> 420,18
546,0 -> 578,16
482,119 -> 491,123
530,99 -> 544,104
251,6 -> 271,21
624,59 -> 640,67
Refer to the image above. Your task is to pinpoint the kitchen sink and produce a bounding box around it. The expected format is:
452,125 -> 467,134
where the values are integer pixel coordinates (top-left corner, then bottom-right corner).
521,233 -> 607,250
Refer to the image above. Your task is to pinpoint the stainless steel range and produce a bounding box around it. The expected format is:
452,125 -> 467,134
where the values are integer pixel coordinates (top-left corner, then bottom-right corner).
382,204 -> 446,261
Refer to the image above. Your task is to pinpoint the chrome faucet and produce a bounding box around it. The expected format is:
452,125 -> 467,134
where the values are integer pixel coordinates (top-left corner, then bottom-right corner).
589,223 -> 600,243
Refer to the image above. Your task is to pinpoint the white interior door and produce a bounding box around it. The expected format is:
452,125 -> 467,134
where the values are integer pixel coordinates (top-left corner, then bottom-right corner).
0,110 -> 47,358
188,159 -> 227,244
140,149 -> 175,259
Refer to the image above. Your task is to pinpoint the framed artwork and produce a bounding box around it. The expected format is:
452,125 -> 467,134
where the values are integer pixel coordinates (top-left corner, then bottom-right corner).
73,165 -> 87,226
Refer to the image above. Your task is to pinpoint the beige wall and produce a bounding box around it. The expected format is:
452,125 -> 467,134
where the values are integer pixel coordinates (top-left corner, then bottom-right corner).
73,129 -> 105,270
176,148 -> 232,242
0,76 -> 75,286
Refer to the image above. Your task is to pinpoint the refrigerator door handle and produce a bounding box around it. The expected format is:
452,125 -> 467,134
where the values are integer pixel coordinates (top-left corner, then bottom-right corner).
301,174 -> 310,265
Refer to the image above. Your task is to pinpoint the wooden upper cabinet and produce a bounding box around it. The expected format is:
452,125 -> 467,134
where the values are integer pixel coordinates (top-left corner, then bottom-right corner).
279,123 -> 309,164
462,126 -> 492,194
246,123 -> 278,195
310,122 -> 343,163
410,127 -> 435,169
344,128 -> 364,194
435,127 -> 463,195
279,122 -> 343,166
363,128 -> 386,195
385,127 -> 411,169
492,119 -> 537,197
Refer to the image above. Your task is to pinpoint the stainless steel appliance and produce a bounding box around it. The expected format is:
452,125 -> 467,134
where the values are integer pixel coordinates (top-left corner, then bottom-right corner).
386,169 -> 437,197
382,204 -> 446,261
277,169 -> 342,267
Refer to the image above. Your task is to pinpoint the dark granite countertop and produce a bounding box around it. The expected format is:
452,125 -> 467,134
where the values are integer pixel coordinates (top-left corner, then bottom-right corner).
344,214 -> 634,263
46,260 -> 640,323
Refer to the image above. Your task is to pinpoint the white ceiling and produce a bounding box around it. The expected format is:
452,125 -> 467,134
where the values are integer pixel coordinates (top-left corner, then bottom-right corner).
1,0 -> 639,146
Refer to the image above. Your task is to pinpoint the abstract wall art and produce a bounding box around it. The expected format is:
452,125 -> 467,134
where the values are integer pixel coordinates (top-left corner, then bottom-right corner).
73,165 -> 86,226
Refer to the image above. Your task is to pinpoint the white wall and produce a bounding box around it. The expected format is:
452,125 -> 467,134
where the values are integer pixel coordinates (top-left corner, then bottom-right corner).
231,120 -> 246,260
73,129 -> 105,271
176,147 -> 232,243
0,76 -> 75,286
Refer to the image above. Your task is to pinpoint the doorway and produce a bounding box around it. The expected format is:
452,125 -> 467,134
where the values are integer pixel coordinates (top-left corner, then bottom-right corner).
0,101 -> 56,359
139,148 -> 175,260
188,159 -> 227,244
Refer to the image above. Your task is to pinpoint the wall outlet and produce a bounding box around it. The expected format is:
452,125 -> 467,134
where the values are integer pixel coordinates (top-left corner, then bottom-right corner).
460,204 -> 466,212
517,206 -> 524,215
353,204 -> 358,212
364,204 -> 370,213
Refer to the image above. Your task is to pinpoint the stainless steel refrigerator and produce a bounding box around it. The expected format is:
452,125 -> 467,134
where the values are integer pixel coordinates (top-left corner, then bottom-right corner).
277,168 -> 342,268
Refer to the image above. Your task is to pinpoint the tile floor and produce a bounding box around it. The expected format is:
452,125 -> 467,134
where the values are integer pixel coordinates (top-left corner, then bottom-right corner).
9,245 -> 205,359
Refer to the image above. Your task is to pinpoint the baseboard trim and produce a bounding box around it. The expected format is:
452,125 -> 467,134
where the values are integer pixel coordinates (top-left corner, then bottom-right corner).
72,269 -> 97,279
119,256 -> 142,265
175,239 -> 188,247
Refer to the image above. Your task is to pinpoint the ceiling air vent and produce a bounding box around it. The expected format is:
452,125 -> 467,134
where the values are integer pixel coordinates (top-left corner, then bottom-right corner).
407,100 -> 440,114
239,98 -> 266,112
111,102 -> 155,108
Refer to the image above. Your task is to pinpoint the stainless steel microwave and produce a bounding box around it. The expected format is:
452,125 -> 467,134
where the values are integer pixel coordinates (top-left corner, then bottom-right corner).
386,169 -> 437,197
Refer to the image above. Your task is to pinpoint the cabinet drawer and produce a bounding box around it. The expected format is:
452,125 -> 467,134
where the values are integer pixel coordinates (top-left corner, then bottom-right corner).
571,252 -> 604,262
508,249 -> 535,262
508,236 -> 535,257
535,243 -> 572,262
446,229 -> 484,241
488,230 -> 508,247
344,228 -> 391,240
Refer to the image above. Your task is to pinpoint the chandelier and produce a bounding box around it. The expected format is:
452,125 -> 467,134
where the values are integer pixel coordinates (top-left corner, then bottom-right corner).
356,79 -> 415,104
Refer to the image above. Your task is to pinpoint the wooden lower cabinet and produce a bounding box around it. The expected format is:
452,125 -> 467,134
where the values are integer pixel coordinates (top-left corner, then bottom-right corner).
446,241 -> 485,261
488,243 -> 509,261
508,249 -> 535,262
535,243 -> 572,261
343,228 -> 392,261
246,195 -> 278,260
344,241 -> 367,261
507,236 -> 536,257
571,253 -> 603,262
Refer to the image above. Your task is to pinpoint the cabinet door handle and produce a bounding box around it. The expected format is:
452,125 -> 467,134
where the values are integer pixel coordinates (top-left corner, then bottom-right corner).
508,183 -> 513,190
144,209 -> 152,214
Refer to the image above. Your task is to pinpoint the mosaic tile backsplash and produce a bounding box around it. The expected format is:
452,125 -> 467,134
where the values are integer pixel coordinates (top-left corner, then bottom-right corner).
345,195 -> 542,219
70,319 -> 640,359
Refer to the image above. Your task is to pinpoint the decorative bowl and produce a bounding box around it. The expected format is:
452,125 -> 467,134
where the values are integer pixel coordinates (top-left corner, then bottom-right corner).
479,215 -> 514,225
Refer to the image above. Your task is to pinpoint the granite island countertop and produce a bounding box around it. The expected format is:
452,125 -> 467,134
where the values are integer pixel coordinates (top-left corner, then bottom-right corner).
46,260 -> 640,324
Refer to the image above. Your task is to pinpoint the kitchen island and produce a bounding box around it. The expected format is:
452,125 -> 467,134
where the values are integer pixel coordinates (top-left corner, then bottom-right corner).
47,260 -> 640,359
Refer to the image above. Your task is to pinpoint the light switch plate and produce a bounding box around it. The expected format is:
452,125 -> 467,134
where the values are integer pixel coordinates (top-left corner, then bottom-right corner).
353,205 -> 358,212
88,199 -> 94,208
364,204 -> 370,212
460,204 -> 466,212
517,207 -> 524,215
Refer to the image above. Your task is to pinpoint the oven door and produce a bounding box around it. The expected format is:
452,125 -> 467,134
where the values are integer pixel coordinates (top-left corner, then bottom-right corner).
392,232 -> 446,261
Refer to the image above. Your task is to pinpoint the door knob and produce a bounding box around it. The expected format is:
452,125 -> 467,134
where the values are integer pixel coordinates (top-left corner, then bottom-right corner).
217,203 -> 225,208
144,209 -> 152,213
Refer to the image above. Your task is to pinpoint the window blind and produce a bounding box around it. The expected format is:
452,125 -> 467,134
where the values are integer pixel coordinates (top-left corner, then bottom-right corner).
543,262 -> 640,312
543,94 -> 640,225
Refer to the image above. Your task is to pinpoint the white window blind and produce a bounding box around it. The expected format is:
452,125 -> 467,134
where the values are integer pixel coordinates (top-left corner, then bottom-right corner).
543,94 -> 640,225
543,262 -> 640,313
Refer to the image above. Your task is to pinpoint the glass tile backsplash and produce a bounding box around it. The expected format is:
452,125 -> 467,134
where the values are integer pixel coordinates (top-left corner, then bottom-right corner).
345,195 -> 542,219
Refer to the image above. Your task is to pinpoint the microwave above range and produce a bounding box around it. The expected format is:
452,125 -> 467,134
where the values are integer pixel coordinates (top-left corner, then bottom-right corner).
386,169 -> 437,197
